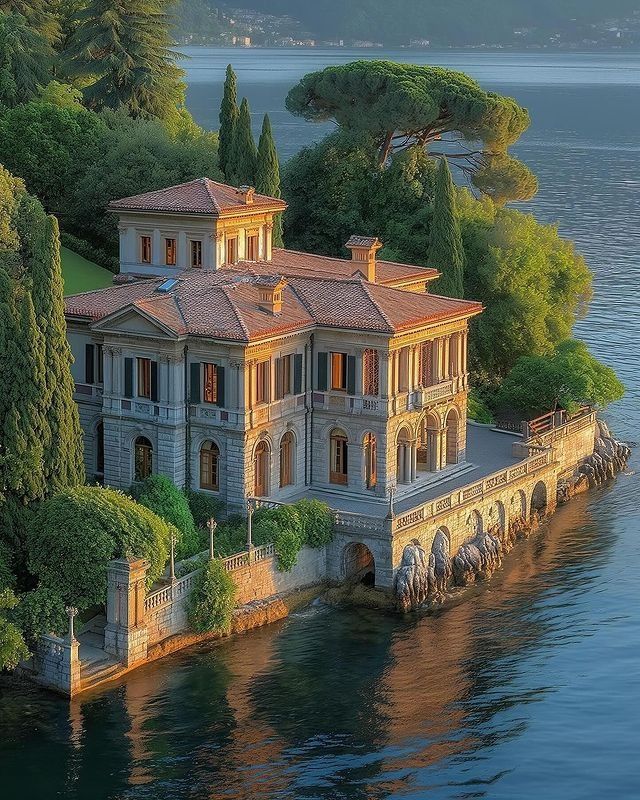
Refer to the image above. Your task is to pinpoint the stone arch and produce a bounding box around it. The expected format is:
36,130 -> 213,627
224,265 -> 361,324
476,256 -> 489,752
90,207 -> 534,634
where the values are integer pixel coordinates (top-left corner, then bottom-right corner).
530,481 -> 548,518
467,509 -> 483,537
199,439 -> 221,492
487,500 -> 506,533
418,411 -> 440,472
444,406 -> 460,465
279,430 -> 296,488
396,425 -> 413,484
343,542 -> 375,586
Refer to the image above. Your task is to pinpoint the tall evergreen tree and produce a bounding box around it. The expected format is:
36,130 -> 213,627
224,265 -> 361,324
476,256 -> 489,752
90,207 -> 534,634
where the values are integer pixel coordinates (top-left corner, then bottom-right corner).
62,0 -> 185,122
0,167 -> 84,549
218,64 -> 239,179
428,158 -> 465,298
228,97 -> 257,187
256,113 -> 284,247
0,12 -> 53,107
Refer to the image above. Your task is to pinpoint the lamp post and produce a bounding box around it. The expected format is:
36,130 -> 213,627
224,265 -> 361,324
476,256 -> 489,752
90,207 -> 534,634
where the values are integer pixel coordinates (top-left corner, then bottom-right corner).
169,531 -> 176,582
207,517 -> 217,560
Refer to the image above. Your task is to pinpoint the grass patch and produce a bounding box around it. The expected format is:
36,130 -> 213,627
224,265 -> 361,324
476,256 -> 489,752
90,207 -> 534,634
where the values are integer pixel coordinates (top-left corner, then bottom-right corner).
61,247 -> 113,296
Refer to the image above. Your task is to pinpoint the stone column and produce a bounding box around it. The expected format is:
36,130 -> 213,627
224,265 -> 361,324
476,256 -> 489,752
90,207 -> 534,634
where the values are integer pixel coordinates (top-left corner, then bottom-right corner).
104,558 -> 149,667
439,428 -> 448,470
403,444 -> 411,485
380,352 -> 391,399
411,441 -> 418,483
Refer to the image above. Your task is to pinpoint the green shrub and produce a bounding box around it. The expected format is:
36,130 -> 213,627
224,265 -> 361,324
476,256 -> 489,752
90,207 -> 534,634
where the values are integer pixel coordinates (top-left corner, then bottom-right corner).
131,475 -> 200,559
468,390 -> 495,424
293,499 -> 334,548
251,518 -> 280,548
11,585 -> 67,648
59,232 -> 119,272
0,590 -> 29,670
187,559 -> 236,634
184,490 -> 225,530
27,487 -> 172,610
0,541 -> 15,590
274,528 -> 304,572
214,515 -> 247,557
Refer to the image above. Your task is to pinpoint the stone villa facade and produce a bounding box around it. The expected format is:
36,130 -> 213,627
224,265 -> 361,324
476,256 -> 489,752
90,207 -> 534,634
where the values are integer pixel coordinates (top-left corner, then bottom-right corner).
65,178 -> 482,516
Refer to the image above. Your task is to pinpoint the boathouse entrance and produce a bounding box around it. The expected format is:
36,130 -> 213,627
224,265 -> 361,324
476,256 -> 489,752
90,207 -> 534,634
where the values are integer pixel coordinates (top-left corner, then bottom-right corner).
343,542 -> 376,586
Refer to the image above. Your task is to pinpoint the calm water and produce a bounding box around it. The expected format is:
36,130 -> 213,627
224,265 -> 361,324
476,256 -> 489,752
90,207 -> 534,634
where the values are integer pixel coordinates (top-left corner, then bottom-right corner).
2,50 -> 639,799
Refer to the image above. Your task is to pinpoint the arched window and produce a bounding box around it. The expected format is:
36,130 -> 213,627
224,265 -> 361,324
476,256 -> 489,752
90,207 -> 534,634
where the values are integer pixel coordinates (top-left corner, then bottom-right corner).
96,421 -> 104,475
445,408 -> 459,465
254,440 -> 270,497
329,429 -> 348,485
363,433 -> 377,490
200,440 -> 220,491
280,432 -> 295,488
134,437 -> 152,481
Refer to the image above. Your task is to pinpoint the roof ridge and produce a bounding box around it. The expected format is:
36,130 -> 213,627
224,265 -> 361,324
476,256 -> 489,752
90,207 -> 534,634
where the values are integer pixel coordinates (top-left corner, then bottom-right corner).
202,177 -> 222,213
360,280 -> 395,332
219,285 -> 250,340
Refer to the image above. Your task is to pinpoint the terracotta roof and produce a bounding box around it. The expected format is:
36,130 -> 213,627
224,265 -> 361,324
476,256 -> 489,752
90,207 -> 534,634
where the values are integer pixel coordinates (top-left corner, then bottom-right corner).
235,248 -> 440,287
108,178 -> 287,216
65,268 -> 481,343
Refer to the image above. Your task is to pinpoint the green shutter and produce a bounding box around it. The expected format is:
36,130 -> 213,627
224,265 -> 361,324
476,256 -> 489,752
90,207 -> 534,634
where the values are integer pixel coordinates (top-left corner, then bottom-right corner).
85,343 -> 94,384
124,358 -> 133,398
293,353 -> 303,395
216,366 -> 225,407
190,362 -> 201,404
150,361 -> 158,402
317,351 -> 328,391
347,355 -> 356,396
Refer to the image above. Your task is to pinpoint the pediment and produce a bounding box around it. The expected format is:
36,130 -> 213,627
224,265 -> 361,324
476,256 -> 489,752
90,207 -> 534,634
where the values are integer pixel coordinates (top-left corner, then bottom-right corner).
91,305 -> 179,339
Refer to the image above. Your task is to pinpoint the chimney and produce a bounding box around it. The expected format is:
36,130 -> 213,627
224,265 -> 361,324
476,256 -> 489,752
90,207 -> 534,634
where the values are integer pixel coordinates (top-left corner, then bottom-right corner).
238,185 -> 255,205
256,276 -> 287,315
345,236 -> 383,283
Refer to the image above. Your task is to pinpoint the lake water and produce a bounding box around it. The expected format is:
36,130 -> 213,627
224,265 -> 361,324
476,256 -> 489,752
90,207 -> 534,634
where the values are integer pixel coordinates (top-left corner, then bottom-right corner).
2,49 -> 639,799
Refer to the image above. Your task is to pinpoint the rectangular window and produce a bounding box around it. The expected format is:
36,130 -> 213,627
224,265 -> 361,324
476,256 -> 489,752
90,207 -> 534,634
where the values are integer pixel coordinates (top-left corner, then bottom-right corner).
255,360 -> 270,405
191,240 -> 203,268
363,348 -> 379,396
420,341 -> 434,387
275,355 -> 292,400
96,344 -> 103,384
330,434 -> 348,485
331,352 -> 347,391
165,238 -> 177,266
247,233 -> 259,261
140,236 -> 152,264
137,357 -> 152,399
203,363 -> 218,404
226,236 -> 238,265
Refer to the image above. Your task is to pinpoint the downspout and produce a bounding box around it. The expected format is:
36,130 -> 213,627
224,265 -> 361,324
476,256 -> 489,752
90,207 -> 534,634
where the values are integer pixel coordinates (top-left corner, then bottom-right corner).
184,343 -> 191,490
307,333 -> 315,486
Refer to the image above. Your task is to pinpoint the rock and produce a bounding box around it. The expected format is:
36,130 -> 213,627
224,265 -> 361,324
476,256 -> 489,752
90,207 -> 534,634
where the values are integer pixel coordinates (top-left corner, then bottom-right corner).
452,529 -> 503,586
395,538 -> 452,612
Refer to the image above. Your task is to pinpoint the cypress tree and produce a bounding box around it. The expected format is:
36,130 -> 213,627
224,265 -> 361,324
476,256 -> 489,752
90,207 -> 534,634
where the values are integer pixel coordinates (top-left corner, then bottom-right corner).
256,114 -> 284,247
219,64 -> 239,179
428,158 -> 465,298
228,97 -> 257,187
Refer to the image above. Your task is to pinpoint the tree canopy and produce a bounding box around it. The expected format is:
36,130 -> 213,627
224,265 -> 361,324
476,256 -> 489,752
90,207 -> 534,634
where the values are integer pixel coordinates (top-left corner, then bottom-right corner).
286,60 -> 535,202
428,159 -> 464,298
0,12 -> 53,107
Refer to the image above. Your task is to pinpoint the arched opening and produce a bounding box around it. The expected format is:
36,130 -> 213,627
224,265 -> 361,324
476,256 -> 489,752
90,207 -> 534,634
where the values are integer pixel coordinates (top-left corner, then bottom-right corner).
200,440 -> 220,491
417,412 -> 439,473
511,490 -> 527,519
254,440 -> 270,497
96,421 -> 104,476
445,408 -> 460,465
396,426 -> 413,484
488,501 -> 506,533
134,436 -> 153,482
467,509 -> 483,537
530,481 -> 548,518
279,431 -> 295,488
329,428 -> 348,485
343,542 -> 375,586
363,432 -> 377,490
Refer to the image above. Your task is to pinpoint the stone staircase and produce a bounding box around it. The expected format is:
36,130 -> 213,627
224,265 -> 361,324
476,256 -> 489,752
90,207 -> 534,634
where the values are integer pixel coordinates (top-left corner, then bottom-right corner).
78,614 -> 123,691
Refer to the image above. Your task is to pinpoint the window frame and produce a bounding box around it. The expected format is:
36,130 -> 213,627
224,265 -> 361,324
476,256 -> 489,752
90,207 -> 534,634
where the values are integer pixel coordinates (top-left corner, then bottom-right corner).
137,357 -> 152,399
363,348 -> 379,396
140,235 -> 152,264
275,354 -> 292,400
255,359 -> 270,405
191,239 -> 203,268
329,430 -> 348,485
330,352 -> 348,392
203,362 -> 218,405
246,232 -> 259,262
364,433 -> 377,490
200,440 -> 220,491
279,432 -> 295,488
134,437 -> 153,482
226,235 -> 238,265
164,237 -> 177,266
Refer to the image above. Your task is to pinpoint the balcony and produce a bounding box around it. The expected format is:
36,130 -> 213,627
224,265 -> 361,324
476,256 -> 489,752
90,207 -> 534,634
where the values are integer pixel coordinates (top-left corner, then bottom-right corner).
411,377 -> 463,409
312,393 -> 387,417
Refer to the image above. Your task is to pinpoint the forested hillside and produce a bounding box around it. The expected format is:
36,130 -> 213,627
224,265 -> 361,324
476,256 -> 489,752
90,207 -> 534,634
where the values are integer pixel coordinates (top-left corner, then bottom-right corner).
212,0 -> 639,45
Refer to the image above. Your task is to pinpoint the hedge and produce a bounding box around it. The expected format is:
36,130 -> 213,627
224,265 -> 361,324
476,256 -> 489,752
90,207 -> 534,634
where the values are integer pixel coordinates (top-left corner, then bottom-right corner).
187,559 -> 236,634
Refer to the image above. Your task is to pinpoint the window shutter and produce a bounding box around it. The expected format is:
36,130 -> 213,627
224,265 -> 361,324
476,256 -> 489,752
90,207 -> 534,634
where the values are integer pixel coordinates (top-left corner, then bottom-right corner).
124,358 -> 133,398
150,361 -> 159,402
85,343 -> 94,384
347,355 -> 356,396
190,362 -> 201,404
317,352 -> 328,391
275,358 -> 283,400
293,353 -> 303,395
216,366 -> 225,407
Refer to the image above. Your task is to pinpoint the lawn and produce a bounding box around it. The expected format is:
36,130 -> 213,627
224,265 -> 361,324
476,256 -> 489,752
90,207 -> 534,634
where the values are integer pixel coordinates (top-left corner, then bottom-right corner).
61,247 -> 114,296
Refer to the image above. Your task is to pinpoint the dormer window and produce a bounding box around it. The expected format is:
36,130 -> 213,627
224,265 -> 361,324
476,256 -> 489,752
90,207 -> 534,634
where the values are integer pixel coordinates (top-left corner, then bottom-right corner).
140,235 -> 152,264
165,238 -> 177,266
247,233 -> 259,261
226,236 -> 238,265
